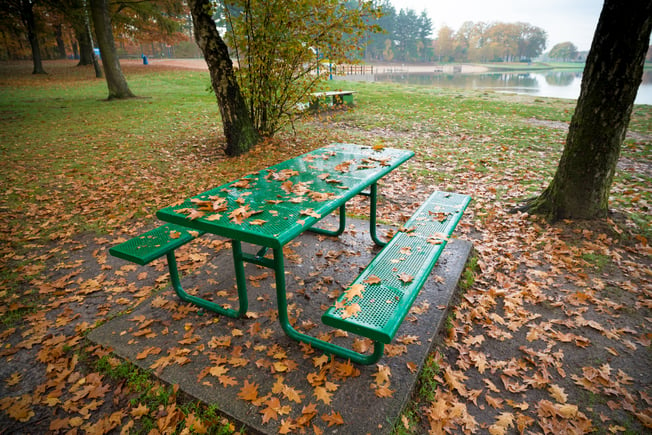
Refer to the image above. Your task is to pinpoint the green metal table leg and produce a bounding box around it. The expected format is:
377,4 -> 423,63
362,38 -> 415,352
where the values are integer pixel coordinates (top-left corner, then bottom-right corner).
272,247 -> 385,365
367,182 -> 386,247
166,250 -> 248,318
307,204 -> 346,237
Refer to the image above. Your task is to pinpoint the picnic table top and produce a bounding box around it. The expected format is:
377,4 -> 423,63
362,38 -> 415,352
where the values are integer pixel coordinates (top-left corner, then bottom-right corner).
156,143 -> 413,249
312,91 -> 356,96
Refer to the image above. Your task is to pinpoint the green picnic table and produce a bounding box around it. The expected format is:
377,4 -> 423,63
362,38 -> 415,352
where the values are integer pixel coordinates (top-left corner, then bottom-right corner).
110,143 -> 471,364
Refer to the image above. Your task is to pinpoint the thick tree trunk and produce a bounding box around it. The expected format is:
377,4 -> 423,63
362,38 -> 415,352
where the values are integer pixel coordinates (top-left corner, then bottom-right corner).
20,0 -> 46,74
76,27 -> 93,65
187,0 -> 259,156
526,0 -> 652,220
89,0 -> 134,99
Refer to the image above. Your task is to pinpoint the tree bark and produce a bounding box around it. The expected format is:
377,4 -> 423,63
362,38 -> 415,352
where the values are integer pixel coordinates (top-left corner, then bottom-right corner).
75,27 -> 93,65
187,0 -> 259,156
19,0 -> 46,74
526,0 -> 652,220
89,0 -> 134,99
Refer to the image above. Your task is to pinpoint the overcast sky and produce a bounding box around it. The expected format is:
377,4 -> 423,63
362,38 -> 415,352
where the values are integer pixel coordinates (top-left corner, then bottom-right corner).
393,0 -> 604,52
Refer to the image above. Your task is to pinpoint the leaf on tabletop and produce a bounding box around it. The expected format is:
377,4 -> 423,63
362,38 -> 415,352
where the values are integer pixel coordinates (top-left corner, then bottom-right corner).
231,178 -> 251,188
399,246 -> 412,255
249,219 -> 267,226
427,236 -> 445,245
364,275 -> 381,285
334,161 -> 352,172
429,211 -> 450,222
344,284 -> 364,301
398,273 -> 414,283
342,303 -> 361,319
169,230 -> 181,239
187,209 -> 205,220
300,208 -> 321,219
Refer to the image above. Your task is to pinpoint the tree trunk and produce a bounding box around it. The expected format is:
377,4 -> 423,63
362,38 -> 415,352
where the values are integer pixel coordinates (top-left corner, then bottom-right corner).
76,27 -> 93,65
187,0 -> 259,156
20,0 -> 46,74
89,0 -> 134,99
55,24 -> 67,59
525,0 -> 652,220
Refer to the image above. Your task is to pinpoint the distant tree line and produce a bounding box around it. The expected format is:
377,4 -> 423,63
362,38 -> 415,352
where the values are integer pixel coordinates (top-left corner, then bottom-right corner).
0,0 -> 191,63
363,0 -> 433,62
433,21 -> 547,63
362,1 -> 548,63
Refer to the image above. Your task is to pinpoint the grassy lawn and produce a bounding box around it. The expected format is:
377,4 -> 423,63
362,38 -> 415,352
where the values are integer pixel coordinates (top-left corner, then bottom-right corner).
1,60 -> 650,433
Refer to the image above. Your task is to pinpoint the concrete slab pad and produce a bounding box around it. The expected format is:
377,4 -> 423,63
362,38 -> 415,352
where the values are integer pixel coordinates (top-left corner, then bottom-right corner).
89,218 -> 472,434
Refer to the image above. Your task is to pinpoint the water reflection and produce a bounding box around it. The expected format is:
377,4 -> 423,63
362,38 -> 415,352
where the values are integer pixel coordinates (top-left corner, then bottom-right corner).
339,69 -> 652,104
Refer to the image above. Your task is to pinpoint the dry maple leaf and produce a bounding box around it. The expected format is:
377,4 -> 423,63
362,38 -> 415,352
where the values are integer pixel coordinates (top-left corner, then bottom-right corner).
334,160 -> 352,172
374,364 -> 392,385
237,380 -> 259,402
364,275 -> 381,285
186,209 -> 205,220
131,403 -> 149,419
373,383 -> 395,398
5,372 -> 22,386
300,208 -> 321,218
397,272 -> 414,283
218,375 -> 238,387
313,386 -> 333,405
344,283 -> 365,301
231,178 -> 251,188
209,364 -> 229,378
321,411 -> 344,427
278,419 -> 297,434
342,302 -> 361,319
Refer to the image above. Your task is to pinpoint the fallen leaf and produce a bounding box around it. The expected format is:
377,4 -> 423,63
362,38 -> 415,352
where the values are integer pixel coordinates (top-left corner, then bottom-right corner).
321,411 -> 344,427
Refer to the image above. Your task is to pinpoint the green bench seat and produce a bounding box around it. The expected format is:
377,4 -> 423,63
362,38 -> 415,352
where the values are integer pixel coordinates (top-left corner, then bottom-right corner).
109,223 -> 249,317
322,190 -> 471,345
109,223 -> 204,265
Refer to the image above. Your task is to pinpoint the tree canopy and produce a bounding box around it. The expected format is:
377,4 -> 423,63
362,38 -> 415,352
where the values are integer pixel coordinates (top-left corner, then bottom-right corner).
434,21 -> 547,62
219,0 -> 381,137
548,41 -> 579,61
364,0 -> 433,62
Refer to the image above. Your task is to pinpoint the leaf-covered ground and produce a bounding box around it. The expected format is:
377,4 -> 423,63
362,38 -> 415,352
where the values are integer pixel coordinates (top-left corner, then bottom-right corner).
0,60 -> 650,434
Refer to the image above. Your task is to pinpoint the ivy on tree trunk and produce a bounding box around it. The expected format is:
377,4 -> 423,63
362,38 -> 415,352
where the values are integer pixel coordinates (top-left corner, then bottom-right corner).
525,0 -> 652,221
187,0 -> 259,157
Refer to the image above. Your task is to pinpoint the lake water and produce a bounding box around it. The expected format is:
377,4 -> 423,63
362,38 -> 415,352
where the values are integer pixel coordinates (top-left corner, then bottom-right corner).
340,70 -> 652,105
